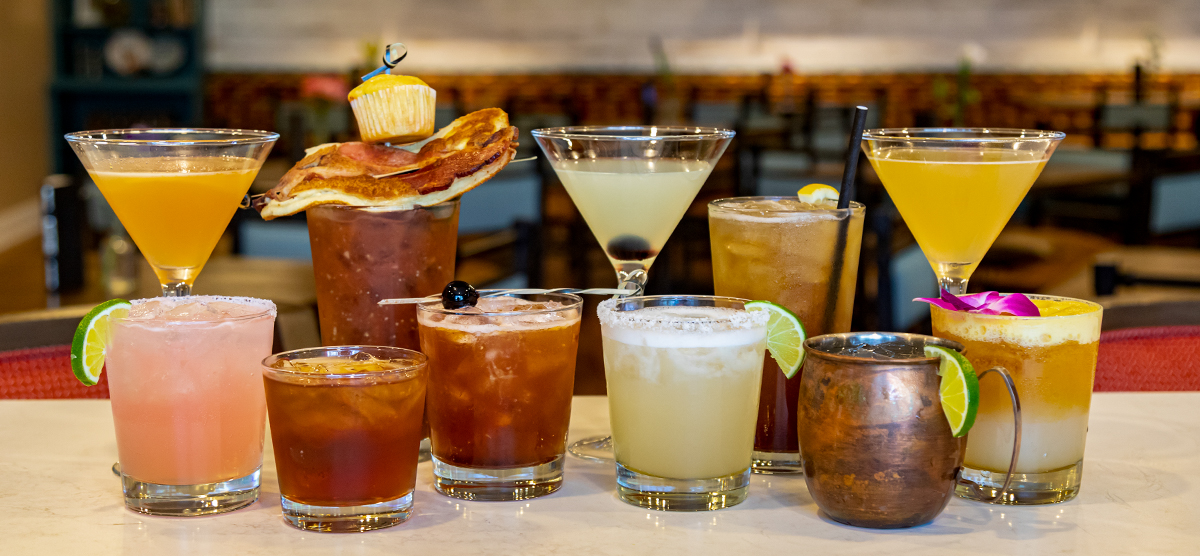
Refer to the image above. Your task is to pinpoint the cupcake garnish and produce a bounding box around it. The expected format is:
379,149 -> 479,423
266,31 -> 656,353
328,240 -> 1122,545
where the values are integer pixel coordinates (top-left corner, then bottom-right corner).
915,290 -> 1041,317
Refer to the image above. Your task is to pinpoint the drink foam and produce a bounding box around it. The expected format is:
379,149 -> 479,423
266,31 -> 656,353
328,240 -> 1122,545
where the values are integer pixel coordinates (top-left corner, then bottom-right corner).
933,298 -> 1101,348
597,301 -> 768,348
127,295 -> 277,322
418,297 -> 580,334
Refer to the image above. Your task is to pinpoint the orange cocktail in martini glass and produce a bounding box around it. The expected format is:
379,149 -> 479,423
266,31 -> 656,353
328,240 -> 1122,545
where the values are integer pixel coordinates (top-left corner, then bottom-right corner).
860,129 -> 1063,295
66,129 -> 278,296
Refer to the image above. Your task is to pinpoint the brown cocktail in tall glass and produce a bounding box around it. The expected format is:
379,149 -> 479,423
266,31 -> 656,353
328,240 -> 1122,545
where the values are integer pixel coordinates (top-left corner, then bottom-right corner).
709,196 -> 865,473
262,346 -> 428,532
306,201 -> 460,348
417,293 -> 583,501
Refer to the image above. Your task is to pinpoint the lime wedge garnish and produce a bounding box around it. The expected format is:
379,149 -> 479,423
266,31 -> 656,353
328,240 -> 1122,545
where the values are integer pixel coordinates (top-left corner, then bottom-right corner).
70,299 -> 131,386
745,300 -> 807,379
924,344 -> 980,437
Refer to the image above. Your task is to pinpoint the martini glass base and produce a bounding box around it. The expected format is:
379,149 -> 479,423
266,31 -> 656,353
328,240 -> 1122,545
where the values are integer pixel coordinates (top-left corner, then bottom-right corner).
567,435 -> 614,463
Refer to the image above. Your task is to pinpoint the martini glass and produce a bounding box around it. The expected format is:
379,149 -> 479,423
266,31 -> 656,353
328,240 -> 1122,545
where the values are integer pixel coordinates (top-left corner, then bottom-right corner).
66,129 -> 278,296
532,125 -> 735,462
860,128 -> 1064,295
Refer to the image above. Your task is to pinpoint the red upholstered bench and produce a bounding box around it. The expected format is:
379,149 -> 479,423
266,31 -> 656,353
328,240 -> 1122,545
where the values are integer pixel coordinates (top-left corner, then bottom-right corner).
0,345 -> 110,399
1095,326 -> 1200,392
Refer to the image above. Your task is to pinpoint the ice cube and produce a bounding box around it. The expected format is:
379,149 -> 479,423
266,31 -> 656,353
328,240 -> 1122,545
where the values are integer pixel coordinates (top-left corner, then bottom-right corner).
205,301 -> 260,318
351,351 -> 378,362
835,341 -> 928,361
479,297 -> 522,313
129,300 -> 166,319
165,302 -> 218,321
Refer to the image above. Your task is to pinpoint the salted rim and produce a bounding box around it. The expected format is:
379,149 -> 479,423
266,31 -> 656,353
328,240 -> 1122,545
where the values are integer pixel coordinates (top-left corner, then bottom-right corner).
117,295 -> 277,324
597,296 -> 768,332
262,345 -> 427,381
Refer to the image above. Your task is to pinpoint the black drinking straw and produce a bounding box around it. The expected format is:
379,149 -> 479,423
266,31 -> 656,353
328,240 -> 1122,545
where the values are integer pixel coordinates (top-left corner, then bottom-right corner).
822,106 -> 870,333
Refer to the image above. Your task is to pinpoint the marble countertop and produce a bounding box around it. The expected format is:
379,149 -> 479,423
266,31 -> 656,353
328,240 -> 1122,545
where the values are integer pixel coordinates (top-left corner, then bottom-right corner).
2,394 -> 1197,555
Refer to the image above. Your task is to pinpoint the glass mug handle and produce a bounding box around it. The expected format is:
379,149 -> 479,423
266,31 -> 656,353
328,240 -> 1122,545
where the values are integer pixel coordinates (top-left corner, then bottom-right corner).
955,366 -> 1022,503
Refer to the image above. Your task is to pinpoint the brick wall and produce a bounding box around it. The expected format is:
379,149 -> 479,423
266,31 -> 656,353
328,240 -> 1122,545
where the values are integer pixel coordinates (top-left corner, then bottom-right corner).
207,0 -> 1200,73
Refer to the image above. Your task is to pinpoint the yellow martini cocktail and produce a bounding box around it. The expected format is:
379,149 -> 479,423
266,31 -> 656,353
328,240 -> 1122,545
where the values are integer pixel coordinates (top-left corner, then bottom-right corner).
861,129 -> 1064,294
66,129 -> 278,295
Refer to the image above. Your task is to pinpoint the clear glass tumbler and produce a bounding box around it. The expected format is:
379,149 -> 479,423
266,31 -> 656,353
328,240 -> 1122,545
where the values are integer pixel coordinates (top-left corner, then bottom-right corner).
931,295 -> 1103,504
107,296 -> 277,516
417,292 -> 583,501
598,295 -> 768,511
262,346 -> 428,532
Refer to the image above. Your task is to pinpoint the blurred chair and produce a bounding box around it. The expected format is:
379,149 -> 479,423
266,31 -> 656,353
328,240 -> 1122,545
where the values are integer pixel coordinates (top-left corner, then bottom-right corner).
1124,149 -> 1200,243
0,305 -> 107,399
1100,299 -> 1200,331
1094,296 -> 1200,392
1095,323 -> 1200,392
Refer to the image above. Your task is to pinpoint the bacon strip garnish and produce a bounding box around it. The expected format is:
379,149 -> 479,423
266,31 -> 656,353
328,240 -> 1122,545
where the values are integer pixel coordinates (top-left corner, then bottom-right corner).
255,108 -> 518,219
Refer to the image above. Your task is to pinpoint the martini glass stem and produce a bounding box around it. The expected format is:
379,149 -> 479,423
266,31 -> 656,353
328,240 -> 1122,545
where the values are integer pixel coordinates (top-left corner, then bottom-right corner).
154,265 -> 200,297
566,265 -> 648,463
935,262 -> 973,295
162,282 -> 191,297
939,275 -> 969,295
615,267 -> 648,296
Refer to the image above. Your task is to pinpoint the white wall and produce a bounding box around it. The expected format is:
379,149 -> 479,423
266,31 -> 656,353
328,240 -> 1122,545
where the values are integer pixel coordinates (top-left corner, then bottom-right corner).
207,0 -> 1200,74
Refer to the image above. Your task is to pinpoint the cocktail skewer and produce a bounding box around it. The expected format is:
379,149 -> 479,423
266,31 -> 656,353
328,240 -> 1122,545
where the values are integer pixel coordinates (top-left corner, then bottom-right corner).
378,286 -> 637,305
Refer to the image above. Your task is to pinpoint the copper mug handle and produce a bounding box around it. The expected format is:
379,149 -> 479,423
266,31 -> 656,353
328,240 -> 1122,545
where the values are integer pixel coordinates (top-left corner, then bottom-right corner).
955,366 -> 1022,503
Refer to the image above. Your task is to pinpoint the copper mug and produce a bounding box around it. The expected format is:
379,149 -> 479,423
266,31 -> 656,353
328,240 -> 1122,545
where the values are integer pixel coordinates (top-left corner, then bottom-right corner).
797,333 -> 1022,529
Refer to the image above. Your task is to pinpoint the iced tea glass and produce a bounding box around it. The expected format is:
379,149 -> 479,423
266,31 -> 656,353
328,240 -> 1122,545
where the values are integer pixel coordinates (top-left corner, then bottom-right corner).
307,201 -> 457,459
107,296 -> 276,516
417,292 -> 583,501
598,295 -> 769,511
262,346 -> 428,532
930,295 -> 1103,504
709,196 -> 865,473
306,201 -> 459,349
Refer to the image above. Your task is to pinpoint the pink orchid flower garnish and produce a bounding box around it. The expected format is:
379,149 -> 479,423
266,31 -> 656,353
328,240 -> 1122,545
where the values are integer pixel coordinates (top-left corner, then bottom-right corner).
914,289 -> 1041,317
